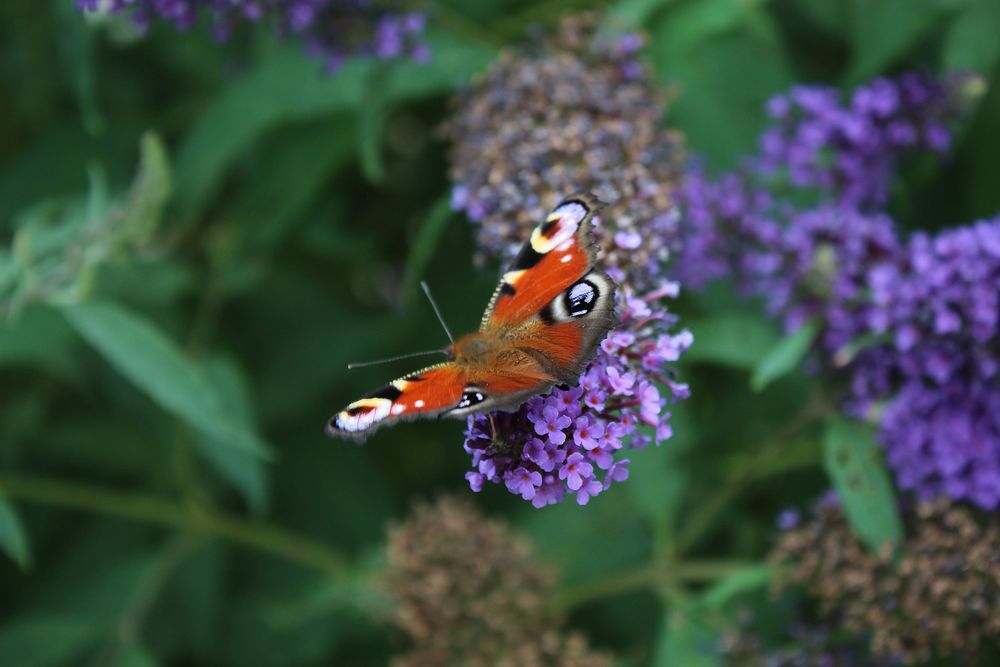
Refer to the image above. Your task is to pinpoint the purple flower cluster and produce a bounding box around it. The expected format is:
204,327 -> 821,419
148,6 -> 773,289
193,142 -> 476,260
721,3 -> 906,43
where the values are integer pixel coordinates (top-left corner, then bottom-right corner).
76,0 -> 429,70
674,70 -> 1000,509
848,218 -> 1000,508
757,72 -> 971,208
671,168 -> 780,290
464,282 -> 692,507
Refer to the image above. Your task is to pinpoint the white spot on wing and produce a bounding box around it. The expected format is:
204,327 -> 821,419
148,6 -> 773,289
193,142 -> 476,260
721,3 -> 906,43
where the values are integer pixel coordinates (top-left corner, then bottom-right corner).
391,404 -> 405,416
560,254 -> 572,263
337,398 -> 393,432
414,399 -> 425,408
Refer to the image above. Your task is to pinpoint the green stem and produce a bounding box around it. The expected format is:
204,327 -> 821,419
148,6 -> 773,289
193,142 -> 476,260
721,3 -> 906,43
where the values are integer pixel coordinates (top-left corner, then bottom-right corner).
551,558 -> 759,612
0,471 -> 348,577
96,535 -> 203,667
673,392 -> 831,557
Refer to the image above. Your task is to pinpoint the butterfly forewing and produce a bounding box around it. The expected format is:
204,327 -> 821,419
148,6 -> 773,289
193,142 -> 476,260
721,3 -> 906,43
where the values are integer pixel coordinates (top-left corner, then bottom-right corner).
482,194 -> 602,329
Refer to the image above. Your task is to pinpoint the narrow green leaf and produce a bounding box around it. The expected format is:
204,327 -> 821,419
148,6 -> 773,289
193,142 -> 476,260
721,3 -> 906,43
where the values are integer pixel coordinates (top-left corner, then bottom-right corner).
822,416 -> 904,552
942,0 -> 1000,72
52,0 -> 104,135
683,313 -> 780,370
401,195 -> 455,305
0,615 -> 102,667
652,608 -> 721,667
750,320 -> 819,392
0,496 -> 31,569
196,357 -> 270,512
357,67 -> 390,184
60,301 -> 268,457
698,565 -> 772,609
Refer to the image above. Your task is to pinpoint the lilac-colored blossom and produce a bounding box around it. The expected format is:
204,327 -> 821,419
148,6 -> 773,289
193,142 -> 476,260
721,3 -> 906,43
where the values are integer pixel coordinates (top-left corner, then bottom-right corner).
75,0 -> 429,70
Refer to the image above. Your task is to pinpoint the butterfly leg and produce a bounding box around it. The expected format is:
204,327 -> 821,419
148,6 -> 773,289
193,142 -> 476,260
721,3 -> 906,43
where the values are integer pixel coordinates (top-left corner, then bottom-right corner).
487,412 -> 500,446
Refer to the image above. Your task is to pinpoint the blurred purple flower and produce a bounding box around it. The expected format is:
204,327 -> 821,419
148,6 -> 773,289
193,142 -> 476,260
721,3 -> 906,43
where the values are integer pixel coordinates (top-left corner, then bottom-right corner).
76,0 -> 429,70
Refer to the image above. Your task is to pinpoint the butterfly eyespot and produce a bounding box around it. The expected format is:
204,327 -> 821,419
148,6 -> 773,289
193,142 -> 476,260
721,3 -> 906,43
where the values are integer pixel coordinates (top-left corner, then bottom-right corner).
457,389 -> 487,409
564,279 -> 598,317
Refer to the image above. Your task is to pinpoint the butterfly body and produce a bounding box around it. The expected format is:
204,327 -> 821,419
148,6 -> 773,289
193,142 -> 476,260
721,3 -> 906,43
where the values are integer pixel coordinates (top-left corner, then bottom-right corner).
326,194 -> 617,441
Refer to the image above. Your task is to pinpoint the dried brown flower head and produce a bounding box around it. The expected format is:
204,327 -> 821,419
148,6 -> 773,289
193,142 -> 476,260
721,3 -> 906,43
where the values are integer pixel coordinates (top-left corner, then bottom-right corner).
443,13 -> 683,285
772,498 -> 1000,663
384,497 -> 613,667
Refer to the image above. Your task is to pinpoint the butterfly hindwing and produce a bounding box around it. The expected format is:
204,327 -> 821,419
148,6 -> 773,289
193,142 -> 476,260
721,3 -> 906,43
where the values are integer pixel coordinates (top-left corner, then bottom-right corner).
325,364 -> 467,441
527,269 -> 618,383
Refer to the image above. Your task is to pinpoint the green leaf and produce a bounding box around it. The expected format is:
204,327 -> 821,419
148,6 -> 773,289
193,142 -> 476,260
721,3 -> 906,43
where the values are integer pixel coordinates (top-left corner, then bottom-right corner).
174,29 -> 495,219
652,608 -> 721,667
52,0 -> 103,135
822,416 -> 904,552
401,195 -> 455,305
114,645 -> 158,667
942,0 -> 1000,72
0,303 -> 79,377
0,615 -> 102,667
846,0 -> 948,84
651,0 -> 794,166
683,313 -> 781,370
60,300 -> 269,458
698,565 -> 772,609
750,320 -> 819,392
0,496 -> 31,569
118,133 -> 171,243
609,0 -> 679,27
356,67 -> 391,184
196,357 -> 270,512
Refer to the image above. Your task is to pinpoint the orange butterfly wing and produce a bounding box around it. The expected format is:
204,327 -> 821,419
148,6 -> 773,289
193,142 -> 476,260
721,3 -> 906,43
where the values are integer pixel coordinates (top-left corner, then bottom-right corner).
325,365 -> 467,441
482,194 -> 602,328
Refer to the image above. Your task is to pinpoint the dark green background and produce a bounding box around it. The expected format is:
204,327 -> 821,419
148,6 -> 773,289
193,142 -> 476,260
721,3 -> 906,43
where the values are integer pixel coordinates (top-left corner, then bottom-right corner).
2,0 -> 999,665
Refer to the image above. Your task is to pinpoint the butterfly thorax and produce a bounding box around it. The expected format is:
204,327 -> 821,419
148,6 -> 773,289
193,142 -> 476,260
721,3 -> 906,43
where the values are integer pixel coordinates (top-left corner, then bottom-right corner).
448,332 -> 499,367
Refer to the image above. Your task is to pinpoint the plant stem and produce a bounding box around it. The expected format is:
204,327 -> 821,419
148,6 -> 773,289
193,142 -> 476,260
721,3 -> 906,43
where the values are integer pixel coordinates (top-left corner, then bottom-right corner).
673,392 -> 831,557
550,558 -> 759,612
0,471 -> 348,577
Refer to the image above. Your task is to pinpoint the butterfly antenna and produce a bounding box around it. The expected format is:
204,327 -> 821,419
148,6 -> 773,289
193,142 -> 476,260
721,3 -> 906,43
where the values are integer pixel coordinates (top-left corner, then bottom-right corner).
347,349 -> 446,370
420,280 -> 454,344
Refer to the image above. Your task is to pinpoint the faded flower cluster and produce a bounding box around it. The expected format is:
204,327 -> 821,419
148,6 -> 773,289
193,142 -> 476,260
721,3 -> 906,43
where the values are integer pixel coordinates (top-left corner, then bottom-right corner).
384,497 -> 613,667
772,498 -> 1000,664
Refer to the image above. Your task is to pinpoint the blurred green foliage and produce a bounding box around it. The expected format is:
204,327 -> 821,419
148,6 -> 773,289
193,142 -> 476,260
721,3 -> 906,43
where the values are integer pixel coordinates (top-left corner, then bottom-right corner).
1,0 -> 999,665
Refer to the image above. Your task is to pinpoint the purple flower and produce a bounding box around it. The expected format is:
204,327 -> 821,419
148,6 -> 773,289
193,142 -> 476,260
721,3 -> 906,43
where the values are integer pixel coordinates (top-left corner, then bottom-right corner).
505,467 -> 543,501
776,508 -> 801,531
603,459 -> 630,489
76,0 -> 429,71
559,453 -> 593,491
575,478 -> 603,505
572,415 -> 604,450
531,404 -> 572,445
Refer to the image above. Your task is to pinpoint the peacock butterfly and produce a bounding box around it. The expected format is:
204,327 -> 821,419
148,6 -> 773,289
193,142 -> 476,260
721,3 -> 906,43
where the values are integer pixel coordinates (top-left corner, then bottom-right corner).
325,193 -> 618,442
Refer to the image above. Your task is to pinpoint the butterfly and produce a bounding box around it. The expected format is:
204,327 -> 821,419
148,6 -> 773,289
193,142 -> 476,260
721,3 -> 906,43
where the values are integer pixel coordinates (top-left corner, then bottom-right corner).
325,193 -> 618,442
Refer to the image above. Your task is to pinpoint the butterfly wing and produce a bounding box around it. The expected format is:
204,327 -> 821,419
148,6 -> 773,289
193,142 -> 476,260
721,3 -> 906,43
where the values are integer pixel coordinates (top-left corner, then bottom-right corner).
325,364 -> 468,442
480,193 -> 618,388
482,193 -> 604,327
